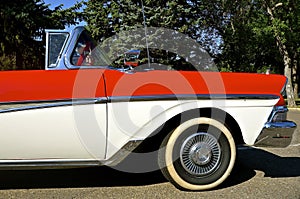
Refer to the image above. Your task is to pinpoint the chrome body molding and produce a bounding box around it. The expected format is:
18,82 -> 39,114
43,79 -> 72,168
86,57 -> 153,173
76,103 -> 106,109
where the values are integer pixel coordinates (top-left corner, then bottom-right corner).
0,94 -> 279,113
108,94 -> 279,102
0,98 -> 107,113
255,106 -> 297,148
0,160 -> 101,170
101,140 -> 143,166
0,140 -> 142,170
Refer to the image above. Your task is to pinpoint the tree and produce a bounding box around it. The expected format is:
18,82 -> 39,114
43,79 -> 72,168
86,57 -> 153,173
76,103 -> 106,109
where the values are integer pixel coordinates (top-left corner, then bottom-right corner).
82,0 -> 223,70
216,0 -> 299,105
262,0 -> 298,106
216,1 -> 282,73
0,0 -> 83,70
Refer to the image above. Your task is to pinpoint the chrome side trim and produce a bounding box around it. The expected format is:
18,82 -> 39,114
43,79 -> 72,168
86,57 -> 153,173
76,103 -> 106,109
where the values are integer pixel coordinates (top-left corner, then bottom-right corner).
0,160 -> 101,170
0,140 -> 143,169
108,94 -> 279,102
101,140 -> 143,166
0,98 -> 107,113
0,94 -> 278,113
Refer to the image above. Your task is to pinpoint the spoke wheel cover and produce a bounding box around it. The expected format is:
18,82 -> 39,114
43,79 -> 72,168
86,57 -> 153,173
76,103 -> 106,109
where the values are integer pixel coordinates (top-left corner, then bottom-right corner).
180,133 -> 221,176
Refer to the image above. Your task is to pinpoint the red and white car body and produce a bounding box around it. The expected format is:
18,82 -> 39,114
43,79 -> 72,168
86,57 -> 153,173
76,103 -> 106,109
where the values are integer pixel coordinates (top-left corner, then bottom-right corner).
0,26 -> 296,191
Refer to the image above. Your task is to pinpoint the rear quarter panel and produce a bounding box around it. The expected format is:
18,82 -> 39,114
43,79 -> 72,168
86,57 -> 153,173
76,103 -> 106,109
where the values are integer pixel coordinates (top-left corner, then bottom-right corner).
103,70 -> 285,159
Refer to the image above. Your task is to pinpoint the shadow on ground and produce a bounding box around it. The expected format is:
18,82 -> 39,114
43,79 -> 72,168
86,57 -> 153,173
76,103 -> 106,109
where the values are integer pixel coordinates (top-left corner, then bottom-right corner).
220,146 -> 300,189
0,147 -> 299,190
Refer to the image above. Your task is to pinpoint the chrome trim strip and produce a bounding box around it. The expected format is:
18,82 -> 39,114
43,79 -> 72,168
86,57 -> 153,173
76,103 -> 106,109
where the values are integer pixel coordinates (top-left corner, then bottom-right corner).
108,94 -> 279,102
0,160 -> 101,170
0,140 -> 143,169
0,94 -> 278,113
0,98 -> 107,113
102,140 -> 143,166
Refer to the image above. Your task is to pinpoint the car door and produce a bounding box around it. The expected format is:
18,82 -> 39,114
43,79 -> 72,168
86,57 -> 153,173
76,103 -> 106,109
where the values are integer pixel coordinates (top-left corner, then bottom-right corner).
0,69 -> 107,162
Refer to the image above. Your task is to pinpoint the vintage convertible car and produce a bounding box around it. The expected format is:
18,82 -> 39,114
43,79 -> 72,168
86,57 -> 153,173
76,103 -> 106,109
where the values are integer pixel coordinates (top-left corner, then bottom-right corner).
0,26 -> 296,191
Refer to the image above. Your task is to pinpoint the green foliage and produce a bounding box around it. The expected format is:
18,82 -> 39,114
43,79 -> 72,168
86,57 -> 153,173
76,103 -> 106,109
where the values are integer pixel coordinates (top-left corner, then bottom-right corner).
82,0 -> 298,73
216,0 -> 299,77
83,0 -> 223,70
0,0 -> 83,70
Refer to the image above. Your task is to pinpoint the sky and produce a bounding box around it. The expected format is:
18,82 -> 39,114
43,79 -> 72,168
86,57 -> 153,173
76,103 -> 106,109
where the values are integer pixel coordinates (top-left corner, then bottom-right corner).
43,0 -> 86,28
44,0 -> 78,9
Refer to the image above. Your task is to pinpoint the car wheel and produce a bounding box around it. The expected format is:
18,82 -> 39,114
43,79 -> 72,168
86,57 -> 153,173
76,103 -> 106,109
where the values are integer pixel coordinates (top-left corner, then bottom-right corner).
158,117 -> 236,191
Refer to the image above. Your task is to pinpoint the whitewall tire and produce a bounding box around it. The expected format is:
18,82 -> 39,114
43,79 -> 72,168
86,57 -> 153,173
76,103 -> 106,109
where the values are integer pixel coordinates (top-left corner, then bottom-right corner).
158,117 -> 236,191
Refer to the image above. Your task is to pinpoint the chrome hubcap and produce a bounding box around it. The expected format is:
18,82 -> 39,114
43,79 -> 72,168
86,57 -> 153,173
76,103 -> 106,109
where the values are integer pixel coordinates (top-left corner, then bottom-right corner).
190,143 -> 212,165
180,132 -> 221,176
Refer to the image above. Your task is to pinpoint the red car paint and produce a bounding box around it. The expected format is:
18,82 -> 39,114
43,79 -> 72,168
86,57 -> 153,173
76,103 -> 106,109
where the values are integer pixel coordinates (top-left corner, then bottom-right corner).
0,69 -> 286,104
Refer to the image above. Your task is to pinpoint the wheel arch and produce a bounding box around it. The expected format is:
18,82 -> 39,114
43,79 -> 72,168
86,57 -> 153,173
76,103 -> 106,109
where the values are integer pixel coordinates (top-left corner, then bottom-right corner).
134,107 -> 244,153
